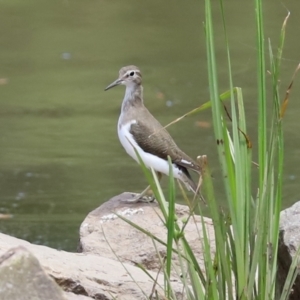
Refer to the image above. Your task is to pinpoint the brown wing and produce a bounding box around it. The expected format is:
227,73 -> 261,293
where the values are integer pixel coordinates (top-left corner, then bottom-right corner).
129,115 -> 201,174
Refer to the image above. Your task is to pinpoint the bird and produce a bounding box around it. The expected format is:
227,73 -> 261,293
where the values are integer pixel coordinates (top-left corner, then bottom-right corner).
105,65 -> 201,203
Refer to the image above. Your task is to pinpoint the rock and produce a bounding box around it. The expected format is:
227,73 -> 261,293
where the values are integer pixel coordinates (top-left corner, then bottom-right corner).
1,193 -> 299,299
79,193 -> 300,299
0,246 -> 66,300
79,192 -> 215,277
278,201 -> 300,300
0,232 -> 184,300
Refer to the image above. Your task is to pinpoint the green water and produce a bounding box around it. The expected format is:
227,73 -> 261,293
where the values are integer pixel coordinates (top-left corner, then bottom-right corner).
1,0 -> 300,251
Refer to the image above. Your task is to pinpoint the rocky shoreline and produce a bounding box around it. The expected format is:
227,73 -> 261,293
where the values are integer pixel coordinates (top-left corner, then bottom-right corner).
0,193 -> 299,299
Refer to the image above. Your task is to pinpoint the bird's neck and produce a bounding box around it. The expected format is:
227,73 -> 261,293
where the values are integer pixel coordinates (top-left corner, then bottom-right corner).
121,83 -> 144,113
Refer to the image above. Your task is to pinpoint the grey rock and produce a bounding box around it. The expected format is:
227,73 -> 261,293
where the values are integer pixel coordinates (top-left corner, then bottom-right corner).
0,231 -> 184,299
278,201 -> 300,300
79,192 -> 215,278
0,246 -> 67,300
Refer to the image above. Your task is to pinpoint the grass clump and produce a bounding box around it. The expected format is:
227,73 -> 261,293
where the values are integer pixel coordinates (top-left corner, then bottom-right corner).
118,0 -> 300,299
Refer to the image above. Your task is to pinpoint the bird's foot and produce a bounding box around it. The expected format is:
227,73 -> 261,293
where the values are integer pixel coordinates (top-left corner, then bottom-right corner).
124,193 -> 155,203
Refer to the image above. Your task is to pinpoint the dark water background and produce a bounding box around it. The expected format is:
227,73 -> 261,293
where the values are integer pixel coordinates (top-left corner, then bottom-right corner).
1,0 -> 300,251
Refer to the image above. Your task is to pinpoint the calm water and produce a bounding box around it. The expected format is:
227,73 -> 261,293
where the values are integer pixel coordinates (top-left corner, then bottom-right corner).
1,0 -> 300,251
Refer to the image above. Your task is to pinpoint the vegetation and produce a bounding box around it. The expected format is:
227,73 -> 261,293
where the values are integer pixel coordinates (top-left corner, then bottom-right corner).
118,0 -> 300,299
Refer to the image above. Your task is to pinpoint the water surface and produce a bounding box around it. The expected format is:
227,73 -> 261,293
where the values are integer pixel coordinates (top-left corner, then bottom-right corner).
1,0 -> 300,250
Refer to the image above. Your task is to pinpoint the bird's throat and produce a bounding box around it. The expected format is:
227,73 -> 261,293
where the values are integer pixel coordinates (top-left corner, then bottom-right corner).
122,84 -> 144,113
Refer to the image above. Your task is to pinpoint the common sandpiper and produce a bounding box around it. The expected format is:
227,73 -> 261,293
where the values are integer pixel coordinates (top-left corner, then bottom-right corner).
105,65 -> 201,203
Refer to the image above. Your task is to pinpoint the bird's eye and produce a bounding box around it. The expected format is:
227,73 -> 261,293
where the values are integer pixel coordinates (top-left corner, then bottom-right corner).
129,71 -> 135,76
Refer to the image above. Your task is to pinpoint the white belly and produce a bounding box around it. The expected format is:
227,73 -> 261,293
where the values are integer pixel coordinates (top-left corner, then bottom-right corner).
118,120 -> 181,178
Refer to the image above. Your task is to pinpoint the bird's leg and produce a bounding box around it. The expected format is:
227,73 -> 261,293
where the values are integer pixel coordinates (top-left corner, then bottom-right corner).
127,185 -> 151,203
126,172 -> 162,203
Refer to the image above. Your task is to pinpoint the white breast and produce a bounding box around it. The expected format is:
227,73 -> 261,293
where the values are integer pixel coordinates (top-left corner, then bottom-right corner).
117,119 -> 181,179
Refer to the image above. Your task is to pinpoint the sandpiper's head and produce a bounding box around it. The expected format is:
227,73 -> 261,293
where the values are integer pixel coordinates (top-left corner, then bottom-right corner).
105,65 -> 142,91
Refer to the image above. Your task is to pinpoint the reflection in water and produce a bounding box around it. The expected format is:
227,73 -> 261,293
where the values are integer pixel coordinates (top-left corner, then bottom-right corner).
0,0 -> 300,250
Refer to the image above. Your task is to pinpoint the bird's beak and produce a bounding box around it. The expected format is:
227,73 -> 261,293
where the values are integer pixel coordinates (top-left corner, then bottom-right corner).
104,78 -> 123,91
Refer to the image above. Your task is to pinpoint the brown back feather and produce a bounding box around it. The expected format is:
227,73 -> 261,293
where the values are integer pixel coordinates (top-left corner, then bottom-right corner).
129,107 -> 201,174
